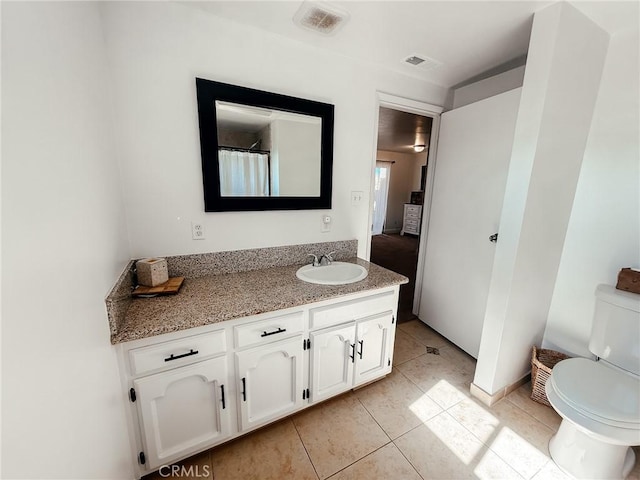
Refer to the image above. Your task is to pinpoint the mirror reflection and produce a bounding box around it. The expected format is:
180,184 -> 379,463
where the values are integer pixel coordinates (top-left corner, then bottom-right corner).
216,101 -> 321,197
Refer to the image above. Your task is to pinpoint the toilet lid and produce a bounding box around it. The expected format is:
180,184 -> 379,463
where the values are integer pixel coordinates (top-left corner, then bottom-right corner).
551,358 -> 640,427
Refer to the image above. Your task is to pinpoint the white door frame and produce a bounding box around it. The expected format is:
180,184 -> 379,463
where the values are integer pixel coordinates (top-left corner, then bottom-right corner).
366,92 -> 443,316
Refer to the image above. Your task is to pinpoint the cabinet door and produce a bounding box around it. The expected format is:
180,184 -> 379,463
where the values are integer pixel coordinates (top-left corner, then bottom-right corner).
354,312 -> 394,386
134,356 -> 232,470
310,323 -> 356,403
236,335 -> 304,431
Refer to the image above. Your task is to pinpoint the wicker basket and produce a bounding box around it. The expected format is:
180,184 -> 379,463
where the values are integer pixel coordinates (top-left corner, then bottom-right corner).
530,346 -> 570,407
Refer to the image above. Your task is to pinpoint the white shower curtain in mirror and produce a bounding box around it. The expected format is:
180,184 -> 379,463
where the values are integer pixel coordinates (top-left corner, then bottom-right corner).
219,149 -> 269,196
372,162 -> 391,235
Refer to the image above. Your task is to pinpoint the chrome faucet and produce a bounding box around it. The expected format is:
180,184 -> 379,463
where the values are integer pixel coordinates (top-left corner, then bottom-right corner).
307,254 -> 320,267
319,251 -> 336,266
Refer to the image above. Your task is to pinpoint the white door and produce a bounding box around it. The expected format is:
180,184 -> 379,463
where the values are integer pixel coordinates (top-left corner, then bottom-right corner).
134,356 -> 232,470
372,162 -> 391,234
310,323 -> 356,403
419,88 -> 521,358
236,335 -> 304,431
354,312 -> 394,386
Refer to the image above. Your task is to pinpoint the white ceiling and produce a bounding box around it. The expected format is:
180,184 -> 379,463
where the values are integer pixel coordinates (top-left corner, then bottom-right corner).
181,1 -> 638,151
181,0 -> 638,87
184,0 -> 548,88
182,1 -> 638,89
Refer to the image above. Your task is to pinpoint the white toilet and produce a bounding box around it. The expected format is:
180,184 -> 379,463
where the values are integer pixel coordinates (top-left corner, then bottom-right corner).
545,284 -> 640,479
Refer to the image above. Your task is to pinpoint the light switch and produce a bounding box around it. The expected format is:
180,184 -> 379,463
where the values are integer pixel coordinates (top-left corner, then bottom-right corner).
321,214 -> 331,233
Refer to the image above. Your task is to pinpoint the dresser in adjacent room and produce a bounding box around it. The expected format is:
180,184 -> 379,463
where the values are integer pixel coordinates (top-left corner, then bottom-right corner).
400,203 -> 422,236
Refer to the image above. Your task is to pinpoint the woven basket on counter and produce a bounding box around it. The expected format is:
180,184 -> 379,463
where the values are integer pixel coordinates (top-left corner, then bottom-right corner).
530,346 -> 570,407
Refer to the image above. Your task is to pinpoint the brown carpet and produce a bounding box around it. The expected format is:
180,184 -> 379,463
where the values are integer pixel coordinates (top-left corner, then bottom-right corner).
370,233 -> 419,323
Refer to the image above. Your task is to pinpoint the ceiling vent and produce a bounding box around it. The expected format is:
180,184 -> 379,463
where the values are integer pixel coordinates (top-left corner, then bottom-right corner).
293,2 -> 350,36
403,54 -> 442,71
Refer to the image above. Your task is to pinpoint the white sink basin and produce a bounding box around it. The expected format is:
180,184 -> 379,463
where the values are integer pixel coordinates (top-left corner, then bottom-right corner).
296,262 -> 368,285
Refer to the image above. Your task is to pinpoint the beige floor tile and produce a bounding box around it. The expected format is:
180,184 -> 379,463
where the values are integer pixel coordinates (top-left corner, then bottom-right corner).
393,329 -> 427,365
530,459 -> 571,480
472,449 -> 526,480
209,419 -> 318,480
355,369 -> 442,439
484,421 -> 551,479
447,397 -> 502,443
395,412 -> 522,479
292,393 -> 390,479
328,443 -> 421,480
397,319 -> 449,348
144,450 -> 212,480
449,397 -> 553,479
491,399 -> 554,455
505,382 -> 562,431
440,343 -> 477,375
396,348 -> 474,409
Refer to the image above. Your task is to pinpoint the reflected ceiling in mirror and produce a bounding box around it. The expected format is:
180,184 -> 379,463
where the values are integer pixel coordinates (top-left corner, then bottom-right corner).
196,78 -> 334,212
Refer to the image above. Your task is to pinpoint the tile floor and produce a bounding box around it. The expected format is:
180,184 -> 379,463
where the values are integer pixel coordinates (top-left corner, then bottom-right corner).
145,319 -> 640,480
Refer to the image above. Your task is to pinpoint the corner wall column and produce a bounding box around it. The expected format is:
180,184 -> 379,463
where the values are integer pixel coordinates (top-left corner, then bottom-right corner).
473,2 -> 610,395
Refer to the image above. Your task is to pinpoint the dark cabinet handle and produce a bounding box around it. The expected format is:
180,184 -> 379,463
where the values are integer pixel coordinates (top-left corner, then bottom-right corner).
489,233 -> 498,243
164,349 -> 198,362
358,340 -> 364,359
350,343 -> 356,363
220,384 -> 226,409
241,377 -> 247,402
261,327 -> 286,337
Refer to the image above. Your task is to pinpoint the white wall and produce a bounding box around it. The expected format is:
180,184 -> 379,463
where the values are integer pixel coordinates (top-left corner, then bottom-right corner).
474,2 -> 610,394
376,151 -> 426,232
1,3 -> 133,479
272,119 -> 321,196
100,2 -> 448,259
543,27 -> 640,356
453,66 -> 525,109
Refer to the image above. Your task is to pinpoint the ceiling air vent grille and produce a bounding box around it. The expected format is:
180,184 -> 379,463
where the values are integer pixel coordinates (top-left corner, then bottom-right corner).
403,54 -> 442,71
293,2 -> 350,36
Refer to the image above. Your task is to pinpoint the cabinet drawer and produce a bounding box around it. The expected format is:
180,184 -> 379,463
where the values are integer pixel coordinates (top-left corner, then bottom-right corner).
405,205 -> 422,215
129,330 -> 226,376
309,291 -> 395,330
404,219 -> 419,227
234,311 -> 303,349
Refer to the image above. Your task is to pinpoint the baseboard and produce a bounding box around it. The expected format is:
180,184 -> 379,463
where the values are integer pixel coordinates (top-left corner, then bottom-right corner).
470,373 -> 531,407
382,228 -> 401,234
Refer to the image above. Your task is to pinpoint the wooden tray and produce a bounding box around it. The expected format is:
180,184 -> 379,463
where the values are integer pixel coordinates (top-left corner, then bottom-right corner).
132,277 -> 185,297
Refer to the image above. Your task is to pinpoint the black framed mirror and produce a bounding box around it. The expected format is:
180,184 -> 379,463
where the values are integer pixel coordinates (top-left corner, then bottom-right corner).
196,78 -> 334,212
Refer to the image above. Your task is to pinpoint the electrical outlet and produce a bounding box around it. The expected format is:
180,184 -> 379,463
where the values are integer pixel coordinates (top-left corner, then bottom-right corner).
351,191 -> 364,205
191,222 -> 205,240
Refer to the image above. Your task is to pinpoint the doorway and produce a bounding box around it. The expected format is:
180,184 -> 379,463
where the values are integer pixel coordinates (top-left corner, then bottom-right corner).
367,94 -> 443,323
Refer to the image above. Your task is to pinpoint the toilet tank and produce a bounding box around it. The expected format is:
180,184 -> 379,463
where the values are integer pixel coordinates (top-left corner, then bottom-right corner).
589,284 -> 640,375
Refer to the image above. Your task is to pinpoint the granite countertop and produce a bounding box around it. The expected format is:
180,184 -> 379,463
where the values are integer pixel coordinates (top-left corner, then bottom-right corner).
112,258 -> 408,344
